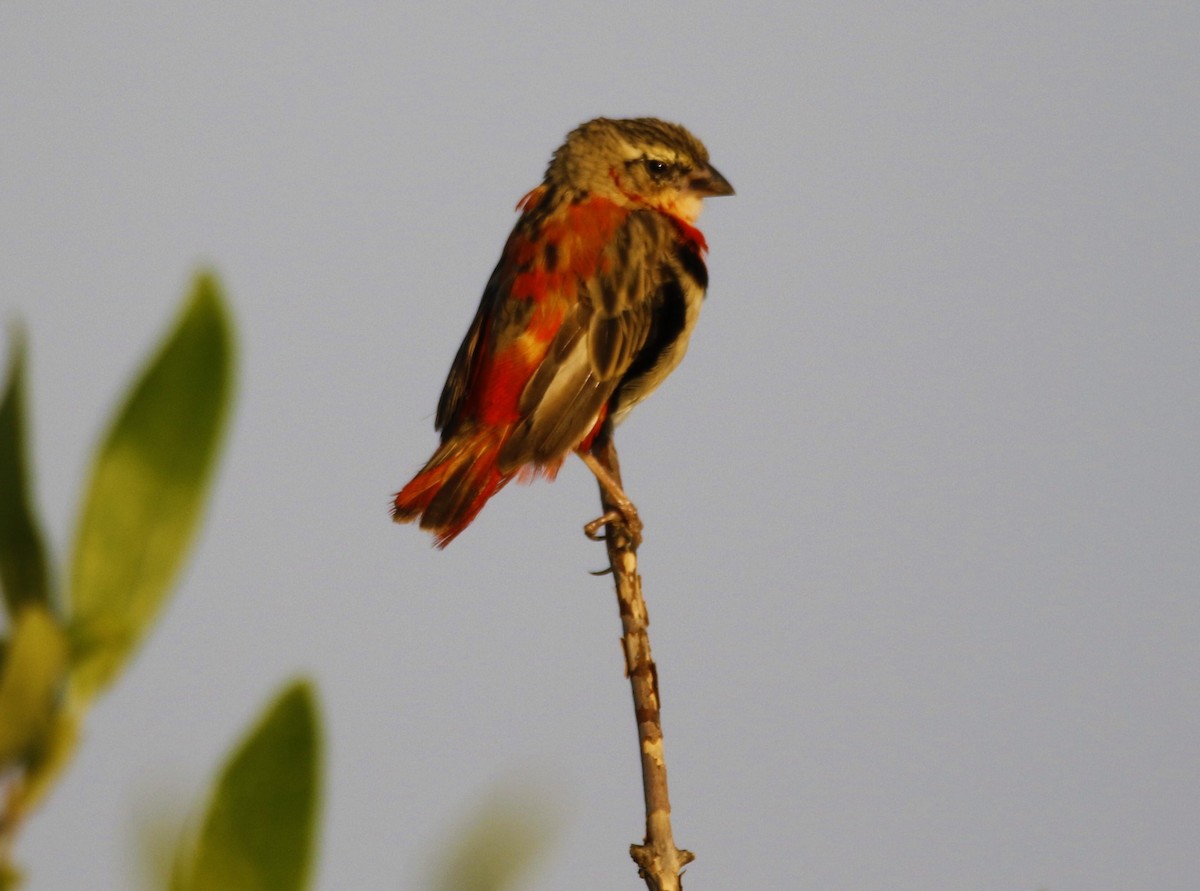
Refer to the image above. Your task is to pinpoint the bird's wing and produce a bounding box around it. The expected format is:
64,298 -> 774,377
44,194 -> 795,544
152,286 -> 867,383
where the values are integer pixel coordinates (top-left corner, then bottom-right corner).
500,210 -> 673,469
436,186 -> 559,436
434,296 -> 485,436
435,245 -> 525,437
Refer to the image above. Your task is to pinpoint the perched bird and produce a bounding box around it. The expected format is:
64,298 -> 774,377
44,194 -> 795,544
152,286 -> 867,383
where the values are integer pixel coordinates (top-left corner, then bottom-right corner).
393,117 -> 733,546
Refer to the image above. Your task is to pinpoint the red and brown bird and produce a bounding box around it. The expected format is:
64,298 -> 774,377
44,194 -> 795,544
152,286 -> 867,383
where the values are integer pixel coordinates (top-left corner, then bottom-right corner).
393,117 -> 733,546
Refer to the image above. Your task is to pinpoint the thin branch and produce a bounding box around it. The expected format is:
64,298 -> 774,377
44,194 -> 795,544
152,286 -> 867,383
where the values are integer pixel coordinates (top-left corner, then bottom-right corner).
588,429 -> 693,891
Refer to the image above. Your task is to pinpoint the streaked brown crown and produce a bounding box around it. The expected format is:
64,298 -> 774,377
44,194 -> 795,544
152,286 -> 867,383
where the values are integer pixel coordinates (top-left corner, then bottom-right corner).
544,117 -> 733,215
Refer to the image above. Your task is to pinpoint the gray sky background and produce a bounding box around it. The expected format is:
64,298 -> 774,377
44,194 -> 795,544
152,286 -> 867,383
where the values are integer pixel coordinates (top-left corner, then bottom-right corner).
3,3 -> 1198,889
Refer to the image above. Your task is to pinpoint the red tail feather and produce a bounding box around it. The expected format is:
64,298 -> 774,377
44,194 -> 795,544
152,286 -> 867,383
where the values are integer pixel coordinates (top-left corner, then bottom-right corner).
392,427 -> 511,547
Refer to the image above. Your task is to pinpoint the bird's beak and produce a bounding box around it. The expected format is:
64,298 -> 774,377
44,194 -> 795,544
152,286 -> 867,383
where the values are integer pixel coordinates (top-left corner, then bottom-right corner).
690,163 -> 735,197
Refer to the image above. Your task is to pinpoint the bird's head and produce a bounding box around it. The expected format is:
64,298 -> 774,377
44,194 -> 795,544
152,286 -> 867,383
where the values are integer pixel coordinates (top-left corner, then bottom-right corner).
547,117 -> 734,223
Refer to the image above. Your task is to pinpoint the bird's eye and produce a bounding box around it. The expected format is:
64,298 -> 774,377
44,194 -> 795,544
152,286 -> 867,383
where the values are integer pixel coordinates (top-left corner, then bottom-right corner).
644,158 -> 671,179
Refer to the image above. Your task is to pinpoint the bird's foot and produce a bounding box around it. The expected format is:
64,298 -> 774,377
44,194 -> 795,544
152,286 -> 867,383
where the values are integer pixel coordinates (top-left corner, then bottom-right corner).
583,503 -> 643,549
577,445 -> 644,548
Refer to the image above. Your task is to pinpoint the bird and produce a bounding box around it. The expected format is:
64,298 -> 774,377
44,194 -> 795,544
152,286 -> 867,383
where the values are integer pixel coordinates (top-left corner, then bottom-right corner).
392,117 -> 733,547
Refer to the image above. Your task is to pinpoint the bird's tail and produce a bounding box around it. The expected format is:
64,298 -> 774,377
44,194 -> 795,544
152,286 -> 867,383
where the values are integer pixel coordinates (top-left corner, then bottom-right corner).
392,426 -> 512,547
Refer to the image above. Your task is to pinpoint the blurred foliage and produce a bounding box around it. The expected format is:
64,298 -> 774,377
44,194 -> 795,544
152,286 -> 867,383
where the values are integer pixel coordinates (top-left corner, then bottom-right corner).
69,274 -> 233,703
171,681 -> 321,891
0,607 -> 66,770
0,274 -> 234,884
431,783 -> 563,891
0,328 -> 51,616
0,273 -> 559,890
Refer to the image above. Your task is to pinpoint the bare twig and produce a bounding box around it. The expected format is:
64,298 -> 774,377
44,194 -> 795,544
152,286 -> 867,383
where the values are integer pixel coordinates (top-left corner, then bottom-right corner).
587,428 -> 693,891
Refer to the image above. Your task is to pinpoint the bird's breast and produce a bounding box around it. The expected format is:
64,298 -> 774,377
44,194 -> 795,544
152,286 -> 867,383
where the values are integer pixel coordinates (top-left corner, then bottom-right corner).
609,242 -> 708,425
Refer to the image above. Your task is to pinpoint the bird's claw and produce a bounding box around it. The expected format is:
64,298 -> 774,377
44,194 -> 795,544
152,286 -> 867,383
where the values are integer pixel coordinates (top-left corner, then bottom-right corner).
583,511 -> 617,541
583,507 -> 643,548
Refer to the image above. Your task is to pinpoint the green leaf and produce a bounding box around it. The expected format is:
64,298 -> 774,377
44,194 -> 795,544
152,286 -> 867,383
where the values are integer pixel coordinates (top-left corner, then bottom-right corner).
173,680 -> 321,891
0,607 -> 77,885
68,274 -> 234,702
0,605 -> 69,769
431,783 -> 562,891
0,861 -> 20,891
0,327 -> 52,617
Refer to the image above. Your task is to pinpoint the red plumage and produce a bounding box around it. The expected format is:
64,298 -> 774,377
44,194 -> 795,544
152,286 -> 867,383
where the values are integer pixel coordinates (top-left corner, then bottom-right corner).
393,118 -> 732,546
